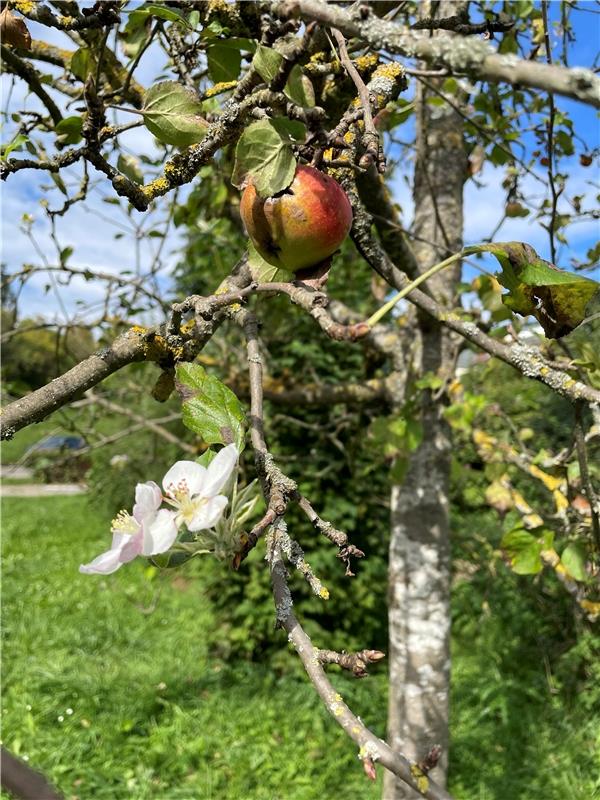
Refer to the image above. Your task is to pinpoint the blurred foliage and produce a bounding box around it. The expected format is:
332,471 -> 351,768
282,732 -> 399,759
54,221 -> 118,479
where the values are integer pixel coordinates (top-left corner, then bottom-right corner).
1,312 -> 95,394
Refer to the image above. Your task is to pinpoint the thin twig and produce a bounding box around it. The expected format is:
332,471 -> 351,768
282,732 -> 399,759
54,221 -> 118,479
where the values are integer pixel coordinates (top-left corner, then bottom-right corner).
330,27 -> 382,171
316,647 -> 386,678
268,539 -> 453,800
541,0 -> 560,263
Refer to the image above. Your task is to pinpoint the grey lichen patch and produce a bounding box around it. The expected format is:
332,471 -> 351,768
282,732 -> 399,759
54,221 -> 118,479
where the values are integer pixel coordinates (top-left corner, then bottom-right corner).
459,320 -> 481,338
567,67 -> 600,105
358,740 -> 380,762
509,344 -> 583,398
269,537 -> 294,627
366,60 -> 407,109
276,520 -> 330,599
569,67 -> 596,90
264,452 -> 297,495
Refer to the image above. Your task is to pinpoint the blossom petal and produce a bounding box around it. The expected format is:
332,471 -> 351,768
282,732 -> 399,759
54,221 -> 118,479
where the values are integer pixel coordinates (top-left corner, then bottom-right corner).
141,509 -> 179,555
110,532 -> 129,549
79,538 -> 127,575
163,460 -> 207,498
119,529 -> 145,563
202,444 -> 239,497
187,495 -> 228,531
133,481 -> 162,523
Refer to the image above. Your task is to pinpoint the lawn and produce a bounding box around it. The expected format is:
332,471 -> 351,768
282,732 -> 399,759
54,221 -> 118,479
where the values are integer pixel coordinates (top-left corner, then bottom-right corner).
2,495 -> 599,799
1,495 -> 386,800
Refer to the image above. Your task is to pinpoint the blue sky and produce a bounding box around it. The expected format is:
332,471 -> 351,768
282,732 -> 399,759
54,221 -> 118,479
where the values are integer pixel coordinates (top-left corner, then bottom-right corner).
1,2 -> 598,325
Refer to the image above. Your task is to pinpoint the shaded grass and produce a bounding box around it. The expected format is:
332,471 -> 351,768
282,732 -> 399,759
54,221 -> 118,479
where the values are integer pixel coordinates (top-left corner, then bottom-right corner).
449,512 -> 600,800
0,477 -> 43,485
450,648 -> 600,800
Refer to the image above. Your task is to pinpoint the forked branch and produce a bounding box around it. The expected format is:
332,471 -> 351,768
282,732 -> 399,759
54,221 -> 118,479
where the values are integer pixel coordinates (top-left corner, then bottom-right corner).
268,538 -> 453,800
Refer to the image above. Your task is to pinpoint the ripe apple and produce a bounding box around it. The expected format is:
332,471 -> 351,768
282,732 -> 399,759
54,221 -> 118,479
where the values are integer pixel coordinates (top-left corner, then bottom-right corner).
240,165 -> 353,273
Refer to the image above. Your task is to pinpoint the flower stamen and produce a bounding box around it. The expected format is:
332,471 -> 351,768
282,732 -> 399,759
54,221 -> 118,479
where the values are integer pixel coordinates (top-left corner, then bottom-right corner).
111,510 -> 139,535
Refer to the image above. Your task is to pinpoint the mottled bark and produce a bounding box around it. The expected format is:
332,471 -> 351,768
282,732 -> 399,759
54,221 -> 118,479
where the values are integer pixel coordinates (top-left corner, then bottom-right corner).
384,3 -> 467,797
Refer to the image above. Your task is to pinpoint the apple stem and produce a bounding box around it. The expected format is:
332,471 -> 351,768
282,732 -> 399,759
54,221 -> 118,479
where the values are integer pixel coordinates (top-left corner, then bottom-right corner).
106,105 -> 145,116
366,251 -> 465,328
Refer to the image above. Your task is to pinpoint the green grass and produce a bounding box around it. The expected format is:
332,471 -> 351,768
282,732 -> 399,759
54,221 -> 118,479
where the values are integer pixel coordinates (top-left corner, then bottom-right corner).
2,495 -> 599,799
449,559 -> 600,800
0,477 -> 43,485
1,496 -> 386,800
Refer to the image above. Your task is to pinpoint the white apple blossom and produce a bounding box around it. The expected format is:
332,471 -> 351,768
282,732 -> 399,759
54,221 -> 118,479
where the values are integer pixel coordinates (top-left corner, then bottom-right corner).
79,444 -> 240,575
162,443 -> 239,531
79,481 -> 178,575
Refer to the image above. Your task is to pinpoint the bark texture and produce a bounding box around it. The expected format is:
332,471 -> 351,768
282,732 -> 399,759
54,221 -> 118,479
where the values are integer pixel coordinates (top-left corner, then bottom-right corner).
384,3 -> 467,796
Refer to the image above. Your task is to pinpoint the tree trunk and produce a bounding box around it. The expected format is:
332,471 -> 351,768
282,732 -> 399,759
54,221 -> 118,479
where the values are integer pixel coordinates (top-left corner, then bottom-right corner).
383,6 -> 467,797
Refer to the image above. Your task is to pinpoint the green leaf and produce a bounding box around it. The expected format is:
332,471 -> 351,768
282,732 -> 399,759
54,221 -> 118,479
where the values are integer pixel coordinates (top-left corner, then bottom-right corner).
367,415 -> 422,461
117,153 -> 143,184
252,44 -> 283,82
505,201 -> 529,218
562,292 -> 600,388
141,81 -> 208,147
207,43 -> 242,83
0,132 -> 28,160
269,116 -> 307,143
405,418 -> 423,451
196,449 -> 217,468
248,241 -> 294,283
127,5 -> 190,29
71,47 -> 95,80
465,241 -> 600,338
231,119 -> 296,197
175,362 -> 246,451
561,542 -> 588,582
201,19 -> 227,39
218,37 -> 256,53
50,172 -> 68,197
55,116 -> 83,145
490,144 -> 513,166
122,11 -> 151,58
415,373 -> 444,391
143,4 -> 190,25
377,99 -> 414,131
59,246 -> 73,265
500,528 -> 543,575
555,130 -> 574,156
444,391 -> 486,431
390,456 -> 409,483
284,65 -> 315,107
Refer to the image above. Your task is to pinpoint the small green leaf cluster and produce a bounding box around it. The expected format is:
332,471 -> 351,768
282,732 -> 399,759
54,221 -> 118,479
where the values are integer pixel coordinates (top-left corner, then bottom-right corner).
500,527 -> 553,574
253,45 -> 316,107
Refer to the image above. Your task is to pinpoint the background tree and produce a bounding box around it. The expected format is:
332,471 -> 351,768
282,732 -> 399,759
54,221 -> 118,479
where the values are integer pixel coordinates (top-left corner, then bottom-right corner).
1,2 -> 599,799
